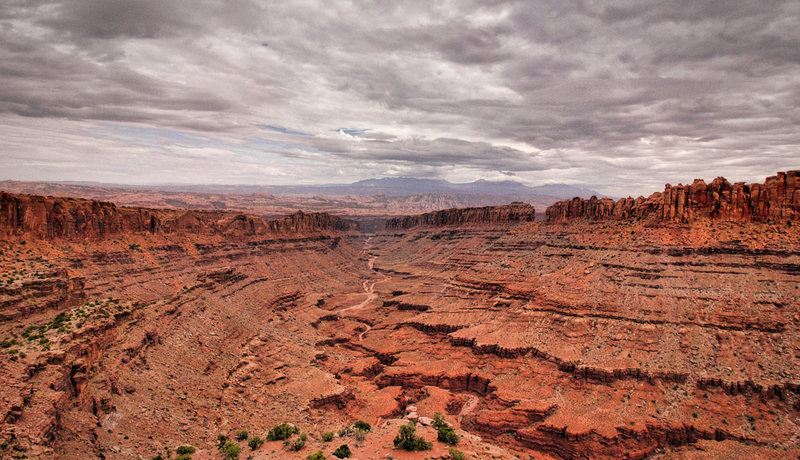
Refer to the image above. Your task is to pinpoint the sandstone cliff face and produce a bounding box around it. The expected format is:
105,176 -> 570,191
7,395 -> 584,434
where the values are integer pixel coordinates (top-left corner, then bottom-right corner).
384,202 -> 535,230
0,191 -> 357,240
546,170 -> 800,223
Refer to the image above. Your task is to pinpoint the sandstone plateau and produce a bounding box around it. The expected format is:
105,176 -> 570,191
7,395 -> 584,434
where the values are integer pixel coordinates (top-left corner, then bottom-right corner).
0,172 -> 799,459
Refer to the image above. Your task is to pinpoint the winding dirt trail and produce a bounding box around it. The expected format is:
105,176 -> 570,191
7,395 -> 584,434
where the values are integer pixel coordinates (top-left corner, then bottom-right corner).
336,246 -> 392,341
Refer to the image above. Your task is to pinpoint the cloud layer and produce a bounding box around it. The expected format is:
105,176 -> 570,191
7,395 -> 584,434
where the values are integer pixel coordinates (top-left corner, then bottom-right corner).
1,0 -> 798,195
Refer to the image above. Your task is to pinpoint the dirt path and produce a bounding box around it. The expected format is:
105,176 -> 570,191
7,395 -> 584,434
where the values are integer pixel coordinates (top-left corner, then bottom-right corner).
334,242 -> 393,342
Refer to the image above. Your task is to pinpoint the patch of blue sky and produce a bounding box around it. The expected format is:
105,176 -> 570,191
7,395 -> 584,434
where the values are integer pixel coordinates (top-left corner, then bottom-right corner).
338,128 -> 368,137
90,123 -> 213,147
88,123 -> 324,164
257,124 -> 311,136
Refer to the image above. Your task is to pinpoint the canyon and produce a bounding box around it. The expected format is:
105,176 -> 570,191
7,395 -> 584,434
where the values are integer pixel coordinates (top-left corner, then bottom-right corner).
0,171 -> 799,459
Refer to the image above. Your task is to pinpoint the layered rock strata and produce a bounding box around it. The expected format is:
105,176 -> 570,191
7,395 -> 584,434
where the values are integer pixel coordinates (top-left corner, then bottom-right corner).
0,191 -> 357,239
384,202 -> 535,230
546,170 -> 800,223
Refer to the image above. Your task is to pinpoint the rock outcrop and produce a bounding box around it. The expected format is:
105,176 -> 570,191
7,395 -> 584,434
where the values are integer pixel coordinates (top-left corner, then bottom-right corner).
0,191 -> 357,240
546,170 -> 800,223
384,202 -> 535,230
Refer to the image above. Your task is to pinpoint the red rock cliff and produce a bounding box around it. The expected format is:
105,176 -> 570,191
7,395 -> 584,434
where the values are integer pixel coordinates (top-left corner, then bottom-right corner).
384,202 -> 535,230
0,191 -> 357,240
546,170 -> 800,223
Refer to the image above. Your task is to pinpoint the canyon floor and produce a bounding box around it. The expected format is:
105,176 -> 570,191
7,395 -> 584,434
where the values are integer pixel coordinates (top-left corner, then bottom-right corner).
1,217 -> 799,459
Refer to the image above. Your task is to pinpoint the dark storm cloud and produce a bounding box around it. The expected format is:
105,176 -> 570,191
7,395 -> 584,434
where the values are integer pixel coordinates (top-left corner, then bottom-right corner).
0,0 -> 798,194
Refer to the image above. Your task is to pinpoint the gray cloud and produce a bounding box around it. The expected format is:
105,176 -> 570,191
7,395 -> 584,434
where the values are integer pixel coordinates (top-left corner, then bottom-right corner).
0,0 -> 798,196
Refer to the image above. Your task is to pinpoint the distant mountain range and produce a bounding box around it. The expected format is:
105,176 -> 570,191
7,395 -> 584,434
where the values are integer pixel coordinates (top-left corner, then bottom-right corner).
345,177 -> 602,198
44,177 -> 601,199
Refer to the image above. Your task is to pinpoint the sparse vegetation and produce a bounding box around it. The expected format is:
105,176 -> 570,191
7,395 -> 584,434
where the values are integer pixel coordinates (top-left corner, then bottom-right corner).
433,413 -> 459,445
307,451 -> 326,460
286,433 -> 307,451
332,444 -> 351,458
235,429 -> 248,441
219,440 -> 240,459
353,420 -> 371,432
267,423 -> 299,441
175,445 -> 195,455
393,422 -> 432,451
353,428 -> 367,443
247,435 -> 264,450
217,434 -> 229,448
449,447 -> 466,460
322,431 -> 334,442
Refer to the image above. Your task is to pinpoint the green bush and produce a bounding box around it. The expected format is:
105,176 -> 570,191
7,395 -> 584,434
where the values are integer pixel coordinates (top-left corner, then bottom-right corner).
267,423 -> 299,441
47,312 -> 71,331
175,455 -> 192,460
393,422 -> 432,451
287,433 -> 307,451
247,435 -> 264,450
220,441 -> 240,460
322,431 -> 334,442
332,444 -> 351,458
307,451 -> 325,460
235,429 -> 248,441
432,412 -> 448,429
353,421 -> 371,432
432,413 -> 459,445
175,445 -> 195,455
217,434 -> 229,448
449,447 -> 465,460
437,426 -> 459,445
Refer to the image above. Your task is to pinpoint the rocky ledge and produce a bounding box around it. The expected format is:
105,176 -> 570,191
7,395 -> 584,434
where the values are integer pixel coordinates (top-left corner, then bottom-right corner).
0,191 -> 358,240
546,170 -> 800,223
384,202 -> 535,230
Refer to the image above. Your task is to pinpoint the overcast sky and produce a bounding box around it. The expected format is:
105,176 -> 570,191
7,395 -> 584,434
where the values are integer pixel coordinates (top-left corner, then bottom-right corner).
1,0 -> 798,196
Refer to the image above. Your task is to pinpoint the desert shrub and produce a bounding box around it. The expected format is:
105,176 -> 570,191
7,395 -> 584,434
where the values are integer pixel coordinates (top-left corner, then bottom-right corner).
267,423 -> 299,441
287,433 -> 307,451
393,422 -> 432,451
247,435 -> 264,450
47,312 -> 71,330
437,426 -> 459,445
217,434 -> 229,448
353,421 -> 371,432
432,412 -> 448,429
337,425 -> 353,437
151,455 -> 164,460
322,431 -> 334,442
307,451 -> 326,460
175,455 -> 192,460
353,428 -> 367,443
235,429 -> 248,441
220,441 -> 240,460
332,444 -> 352,458
449,447 -> 465,460
175,445 -> 195,455
432,413 -> 459,445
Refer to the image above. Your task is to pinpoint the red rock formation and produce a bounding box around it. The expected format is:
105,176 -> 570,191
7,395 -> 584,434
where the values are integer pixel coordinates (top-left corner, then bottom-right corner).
0,191 -> 358,240
384,202 -> 535,230
546,170 -> 800,223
